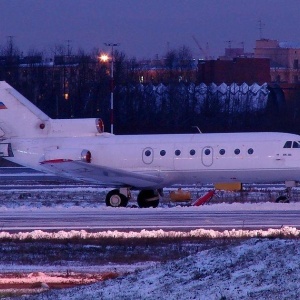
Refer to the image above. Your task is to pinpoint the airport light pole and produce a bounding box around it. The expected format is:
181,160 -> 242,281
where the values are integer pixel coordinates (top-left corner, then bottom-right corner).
104,42 -> 120,134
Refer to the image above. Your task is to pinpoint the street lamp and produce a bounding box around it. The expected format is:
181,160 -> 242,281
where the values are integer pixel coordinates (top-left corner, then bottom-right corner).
99,54 -> 109,62
104,42 -> 119,134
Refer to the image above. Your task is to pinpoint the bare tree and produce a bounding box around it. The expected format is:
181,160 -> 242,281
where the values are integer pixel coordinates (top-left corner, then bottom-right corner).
0,36 -> 21,86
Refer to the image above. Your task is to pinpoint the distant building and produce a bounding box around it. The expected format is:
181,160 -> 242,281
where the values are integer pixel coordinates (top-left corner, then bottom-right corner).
20,55 -> 43,65
254,39 -> 300,84
219,47 -> 254,60
197,57 -> 270,85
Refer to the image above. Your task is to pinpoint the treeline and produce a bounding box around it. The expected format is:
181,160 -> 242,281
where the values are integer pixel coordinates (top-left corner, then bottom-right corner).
0,38 -> 296,134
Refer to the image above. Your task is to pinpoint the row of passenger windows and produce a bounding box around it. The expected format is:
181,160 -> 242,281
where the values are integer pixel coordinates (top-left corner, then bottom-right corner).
145,148 -> 254,157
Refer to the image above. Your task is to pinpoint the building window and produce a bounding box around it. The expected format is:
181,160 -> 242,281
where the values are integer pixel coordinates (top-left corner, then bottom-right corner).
276,75 -> 281,82
294,59 -> 299,69
294,75 -> 299,83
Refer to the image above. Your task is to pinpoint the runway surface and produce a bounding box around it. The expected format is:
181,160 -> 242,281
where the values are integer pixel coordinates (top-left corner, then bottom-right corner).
0,166 -> 299,232
1,208 -> 300,232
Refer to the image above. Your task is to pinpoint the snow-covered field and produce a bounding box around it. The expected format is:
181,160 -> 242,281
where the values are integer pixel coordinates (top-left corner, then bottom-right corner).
22,237 -> 300,300
1,184 -> 300,299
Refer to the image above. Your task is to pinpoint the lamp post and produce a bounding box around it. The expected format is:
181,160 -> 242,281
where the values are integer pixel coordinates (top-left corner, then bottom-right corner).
104,42 -> 119,134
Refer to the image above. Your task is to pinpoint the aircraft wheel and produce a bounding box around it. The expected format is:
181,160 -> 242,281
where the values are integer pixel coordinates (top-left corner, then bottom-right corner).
275,195 -> 289,203
137,190 -> 159,208
106,189 -> 128,207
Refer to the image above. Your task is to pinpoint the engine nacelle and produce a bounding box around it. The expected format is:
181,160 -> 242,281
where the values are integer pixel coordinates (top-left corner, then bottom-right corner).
81,149 -> 92,163
45,118 -> 105,137
42,148 -> 92,164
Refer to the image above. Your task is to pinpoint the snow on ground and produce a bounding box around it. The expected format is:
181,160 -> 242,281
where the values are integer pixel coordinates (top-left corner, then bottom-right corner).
0,226 -> 299,240
1,184 -> 300,299
21,238 -> 300,300
3,201 -> 300,212
1,183 -> 300,212
1,226 -> 300,300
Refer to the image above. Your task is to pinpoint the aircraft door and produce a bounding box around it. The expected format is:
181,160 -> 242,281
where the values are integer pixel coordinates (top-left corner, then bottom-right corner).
142,147 -> 154,164
201,146 -> 213,167
0,143 -> 13,157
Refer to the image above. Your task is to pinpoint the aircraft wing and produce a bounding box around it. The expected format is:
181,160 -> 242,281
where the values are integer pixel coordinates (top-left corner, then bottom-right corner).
40,160 -> 164,188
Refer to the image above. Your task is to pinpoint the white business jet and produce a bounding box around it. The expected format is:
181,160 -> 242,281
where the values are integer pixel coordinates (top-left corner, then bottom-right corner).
0,81 -> 299,207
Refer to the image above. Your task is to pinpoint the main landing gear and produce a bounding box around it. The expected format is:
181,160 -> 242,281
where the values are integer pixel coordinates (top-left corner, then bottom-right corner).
137,190 -> 159,208
105,189 -> 129,207
105,188 -> 160,208
275,187 -> 291,203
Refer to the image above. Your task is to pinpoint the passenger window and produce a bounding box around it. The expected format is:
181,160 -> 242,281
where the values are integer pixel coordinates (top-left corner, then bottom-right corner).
190,149 -> 196,156
204,149 -> 211,155
219,149 -> 225,155
293,141 -> 300,148
175,150 -> 181,156
248,148 -> 254,155
160,150 -> 166,156
284,141 -> 292,148
234,149 -> 240,155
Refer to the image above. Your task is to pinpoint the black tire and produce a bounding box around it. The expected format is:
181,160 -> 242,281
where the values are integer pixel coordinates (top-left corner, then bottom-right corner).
106,189 -> 128,207
275,195 -> 289,203
137,190 -> 159,208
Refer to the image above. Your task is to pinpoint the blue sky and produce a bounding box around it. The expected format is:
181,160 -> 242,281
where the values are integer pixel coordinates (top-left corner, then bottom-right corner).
0,0 -> 299,59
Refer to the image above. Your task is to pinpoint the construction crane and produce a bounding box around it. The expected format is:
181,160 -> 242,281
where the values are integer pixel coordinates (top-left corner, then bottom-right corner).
192,35 -> 210,60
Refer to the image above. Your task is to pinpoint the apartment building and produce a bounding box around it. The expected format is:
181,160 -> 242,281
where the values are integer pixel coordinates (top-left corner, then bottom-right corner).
255,39 -> 300,84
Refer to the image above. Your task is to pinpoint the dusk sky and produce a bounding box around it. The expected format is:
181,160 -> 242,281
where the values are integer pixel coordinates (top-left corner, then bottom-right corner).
0,0 -> 300,59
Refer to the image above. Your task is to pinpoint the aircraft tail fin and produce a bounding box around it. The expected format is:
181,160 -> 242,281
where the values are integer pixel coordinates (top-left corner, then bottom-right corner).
0,81 -> 107,139
0,81 -> 50,138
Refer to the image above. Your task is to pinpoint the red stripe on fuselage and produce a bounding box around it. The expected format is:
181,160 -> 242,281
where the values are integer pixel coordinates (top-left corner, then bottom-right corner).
40,159 -> 73,164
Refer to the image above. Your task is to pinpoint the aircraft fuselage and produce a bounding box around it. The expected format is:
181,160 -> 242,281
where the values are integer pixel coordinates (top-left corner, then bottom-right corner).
8,131 -> 300,188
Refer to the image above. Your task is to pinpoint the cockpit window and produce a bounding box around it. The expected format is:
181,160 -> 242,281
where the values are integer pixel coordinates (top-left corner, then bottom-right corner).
283,141 -> 292,148
284,141 -> 300,148
293,141 -> 300,148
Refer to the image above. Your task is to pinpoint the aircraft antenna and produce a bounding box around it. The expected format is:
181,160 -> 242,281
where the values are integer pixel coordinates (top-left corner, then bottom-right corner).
192,126 -> 202,133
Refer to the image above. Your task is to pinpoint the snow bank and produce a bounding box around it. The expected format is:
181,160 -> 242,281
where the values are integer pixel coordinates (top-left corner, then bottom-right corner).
26,238 -> 300,300
0,226 -> 299,241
